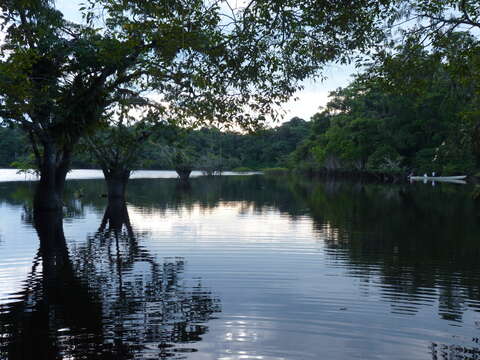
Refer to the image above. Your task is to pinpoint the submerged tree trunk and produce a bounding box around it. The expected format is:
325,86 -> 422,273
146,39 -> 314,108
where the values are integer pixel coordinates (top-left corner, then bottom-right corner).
175,165 -> 192,181
102,168 -> 131,200
473,121 -> 480,167
33,141 -> 72,211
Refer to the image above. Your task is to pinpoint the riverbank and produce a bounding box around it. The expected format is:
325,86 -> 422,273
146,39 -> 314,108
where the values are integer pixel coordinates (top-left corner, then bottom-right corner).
265,168 -> 407,182
266,167 -> 480,184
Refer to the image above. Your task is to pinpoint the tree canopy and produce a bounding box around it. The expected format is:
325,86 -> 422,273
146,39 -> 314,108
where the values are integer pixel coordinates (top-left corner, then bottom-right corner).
0,0 -> 398,208
290,31 -> 480,175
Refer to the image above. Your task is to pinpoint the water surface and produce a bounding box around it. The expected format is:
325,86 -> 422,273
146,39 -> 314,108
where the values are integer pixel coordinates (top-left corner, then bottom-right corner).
0,175 -> 479,359
0,169 -> 259,182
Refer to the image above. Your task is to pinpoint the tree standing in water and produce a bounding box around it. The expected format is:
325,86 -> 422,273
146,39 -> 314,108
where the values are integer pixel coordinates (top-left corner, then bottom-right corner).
1,0 -> 395,210
84,107 -> 172,199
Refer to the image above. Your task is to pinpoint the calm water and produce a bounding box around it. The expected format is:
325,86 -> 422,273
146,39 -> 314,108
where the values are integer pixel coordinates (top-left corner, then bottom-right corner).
0,174 -> 479,359
0,169 -> 259,182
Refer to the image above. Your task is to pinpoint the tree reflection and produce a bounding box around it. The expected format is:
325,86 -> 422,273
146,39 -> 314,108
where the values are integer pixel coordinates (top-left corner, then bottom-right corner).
75,199 -> 221,357
287,178 -> 480,314
64,175 -> 310,225
430,341 -> 480,360
286,178 -> 480,358
0,210 -> 104,360
0,202 -> 221,359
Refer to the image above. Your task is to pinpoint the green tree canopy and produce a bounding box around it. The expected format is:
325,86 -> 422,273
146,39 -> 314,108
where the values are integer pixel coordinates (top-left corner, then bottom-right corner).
0,0 -> 396,209
291,31 -> 479,175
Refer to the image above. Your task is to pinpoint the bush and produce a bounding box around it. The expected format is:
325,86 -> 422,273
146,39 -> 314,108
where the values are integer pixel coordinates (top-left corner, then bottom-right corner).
197,153 -> 224,176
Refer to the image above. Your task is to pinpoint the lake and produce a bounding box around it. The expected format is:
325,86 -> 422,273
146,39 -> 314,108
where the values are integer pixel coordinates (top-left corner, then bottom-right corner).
0,169 -> 259,182
0,172 -> 479,359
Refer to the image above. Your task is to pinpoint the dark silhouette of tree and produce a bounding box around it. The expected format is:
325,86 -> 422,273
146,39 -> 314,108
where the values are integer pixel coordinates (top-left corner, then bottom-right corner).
0,211 -> 104,360
0,202 -> 221,359
0,0 -> 394,211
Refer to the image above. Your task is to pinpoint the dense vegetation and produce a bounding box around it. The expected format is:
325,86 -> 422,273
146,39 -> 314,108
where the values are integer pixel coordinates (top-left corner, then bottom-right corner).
1,0 -> 480,190
0,117 -> 310,171
2,31 -> 480,177
1,0 -> 392,209
3,30 -> 480,178
0,127 -> 29,168
290,33 -> 480,176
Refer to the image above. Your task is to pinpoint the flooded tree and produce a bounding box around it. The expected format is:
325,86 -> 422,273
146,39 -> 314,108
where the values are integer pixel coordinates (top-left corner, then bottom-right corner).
0,0 -> 395,210
85,118 -> 152,200
85,113 -> 179,199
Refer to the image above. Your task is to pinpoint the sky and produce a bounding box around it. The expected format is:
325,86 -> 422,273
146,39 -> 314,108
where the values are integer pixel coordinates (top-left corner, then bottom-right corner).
56,1 -> 356,122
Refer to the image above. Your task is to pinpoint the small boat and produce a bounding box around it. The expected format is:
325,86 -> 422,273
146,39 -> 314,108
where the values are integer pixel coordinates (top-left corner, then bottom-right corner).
409,175 -> 467,181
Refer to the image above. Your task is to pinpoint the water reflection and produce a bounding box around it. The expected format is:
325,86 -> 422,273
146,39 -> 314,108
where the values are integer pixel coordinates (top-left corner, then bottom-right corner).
0,210 -> 104,359
75,199 -> 221,358
290,179 -> 480,317
0,176 -> 480,359
0,200 -> 221,359
288,178 -> 480,359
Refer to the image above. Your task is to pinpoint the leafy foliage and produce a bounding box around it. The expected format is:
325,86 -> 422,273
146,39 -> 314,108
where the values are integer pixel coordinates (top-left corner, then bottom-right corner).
291,32 -> 480,175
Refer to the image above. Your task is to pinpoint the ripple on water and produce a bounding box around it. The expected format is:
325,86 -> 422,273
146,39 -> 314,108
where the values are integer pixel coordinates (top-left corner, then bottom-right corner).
0,176 -> 480,360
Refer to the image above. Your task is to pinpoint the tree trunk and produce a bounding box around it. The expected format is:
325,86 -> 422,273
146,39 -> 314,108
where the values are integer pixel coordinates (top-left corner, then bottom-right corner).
175,166 -> 192,181
33,142 -> 71,211
103,168 -> 131,200
473,120 -> 480,167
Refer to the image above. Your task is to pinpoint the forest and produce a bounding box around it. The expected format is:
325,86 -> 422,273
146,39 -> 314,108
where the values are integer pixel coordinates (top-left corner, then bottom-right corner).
1,0 -> 480,209
290,32 -> 480,177
2,30 -> 479,177
0,117 -> 310,171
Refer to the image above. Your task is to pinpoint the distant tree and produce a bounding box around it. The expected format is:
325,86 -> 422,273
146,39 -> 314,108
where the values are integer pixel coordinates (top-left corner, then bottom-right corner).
0,126 -> 29,167
172,147 -> 197,181
83,101 -> 180,199
198,153 -> 224,177
85,116 -> 152,199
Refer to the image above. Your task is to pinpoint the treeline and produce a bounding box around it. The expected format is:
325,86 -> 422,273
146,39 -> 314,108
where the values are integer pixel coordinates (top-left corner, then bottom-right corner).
289,32 -> 480,176
177,117 -> 309,171
0,117 -> 310,171
0,127 -> 30,167
2,33 -> 479,177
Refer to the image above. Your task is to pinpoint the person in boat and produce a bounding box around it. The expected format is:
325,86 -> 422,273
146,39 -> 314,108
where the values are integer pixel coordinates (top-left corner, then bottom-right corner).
432,172 -> 435,177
